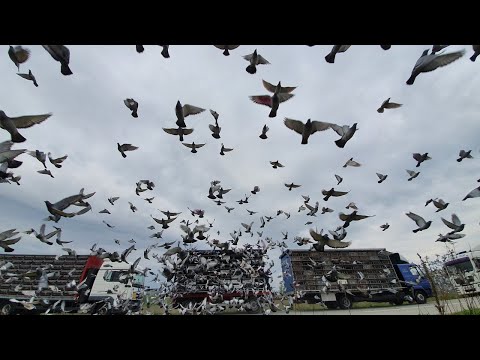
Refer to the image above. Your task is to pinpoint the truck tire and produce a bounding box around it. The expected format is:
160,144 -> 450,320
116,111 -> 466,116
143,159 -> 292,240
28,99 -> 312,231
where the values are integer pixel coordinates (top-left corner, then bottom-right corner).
1,303 -> 14,315
414,291 -> 427,304
336,295 -> 353,310
325,301 -> 338,310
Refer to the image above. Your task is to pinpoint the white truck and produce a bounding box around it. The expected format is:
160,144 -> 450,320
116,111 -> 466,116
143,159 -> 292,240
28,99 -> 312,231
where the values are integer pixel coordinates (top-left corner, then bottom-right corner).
0,254 -> 145,315
444,246 -> 480,296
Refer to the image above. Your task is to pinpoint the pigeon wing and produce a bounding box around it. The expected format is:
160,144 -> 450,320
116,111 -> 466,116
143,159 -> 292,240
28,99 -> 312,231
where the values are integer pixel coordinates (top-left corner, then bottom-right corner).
10,113 -> 52,129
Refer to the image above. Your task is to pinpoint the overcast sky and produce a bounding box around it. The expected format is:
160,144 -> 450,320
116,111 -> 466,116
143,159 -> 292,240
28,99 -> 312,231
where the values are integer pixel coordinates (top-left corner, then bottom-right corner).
1,45 -> 479,291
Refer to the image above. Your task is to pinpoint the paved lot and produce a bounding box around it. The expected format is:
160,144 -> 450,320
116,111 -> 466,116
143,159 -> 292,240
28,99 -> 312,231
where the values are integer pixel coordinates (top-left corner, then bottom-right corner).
273,298 -> 480,315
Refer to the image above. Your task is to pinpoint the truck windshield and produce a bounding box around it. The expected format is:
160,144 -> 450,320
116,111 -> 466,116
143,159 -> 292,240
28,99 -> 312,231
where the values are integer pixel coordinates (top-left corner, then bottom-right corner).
447,260 -> 474,274
133,274 -> 145,288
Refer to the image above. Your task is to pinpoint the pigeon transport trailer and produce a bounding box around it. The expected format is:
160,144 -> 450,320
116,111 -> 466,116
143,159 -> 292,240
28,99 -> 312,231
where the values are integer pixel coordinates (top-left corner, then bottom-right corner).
0,254 -> 145,315
170,249 -> 272,313
280,248 -> 432,309
444,247 -> 480,296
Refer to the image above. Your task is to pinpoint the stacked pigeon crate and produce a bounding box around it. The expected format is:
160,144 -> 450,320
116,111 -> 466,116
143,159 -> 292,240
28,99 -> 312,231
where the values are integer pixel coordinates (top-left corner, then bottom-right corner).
287,249 -> 403,293
172,249 -> 269,296
0,254 -> 89,300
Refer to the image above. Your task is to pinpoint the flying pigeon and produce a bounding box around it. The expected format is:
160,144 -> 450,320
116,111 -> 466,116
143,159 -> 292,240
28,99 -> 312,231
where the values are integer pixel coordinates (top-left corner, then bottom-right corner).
470,45 -> 480,62
405,212 -> 432,233
163,127 -> 194,142
243,49 -> 270,74
343,158 -> 361,168
183,142 -> 205,154
413,153 -> 431,167
175,101 -> 205,128
457,150 -> 473,162
335,174 -> 343,185
42,45 -> 73,76
406,169 -> 420,181
48,153 -> 68,168
99,209 -> 111,214
250,80 -> 296,118
159,45 -> 170,58
117,143 -> 138,158
208,110 -> 221,139
17,69 -> 38,87
220,143 -> 233,156
259,124 -> 269,140
108,197 -> 119,205
463,186 -> 480,201
284,118 -> 333,144
0,111 -> 52,143
441,214 -> 465,233
322,188 -> 349,201
214,45 -> 240,56
376,173 -> 388,183
8,46 -> 30,71
123,99 -> 139,119
330,123 -> 358,148
377,98 -> 402,113
345,202 -> 358,210
325,45 -> 351,64
339,211 -> 374,228
406,48 -> 465,85
270,160 -> 284,169
285,183 -> 301,191
380,223 -> 390,231
321,207 -> 334,214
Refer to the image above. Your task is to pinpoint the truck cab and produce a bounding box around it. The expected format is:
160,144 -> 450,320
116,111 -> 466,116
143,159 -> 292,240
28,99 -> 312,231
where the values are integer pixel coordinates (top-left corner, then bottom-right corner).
393,263 -> 433,304
87,260 -> 145,313
444,249 -> 480,296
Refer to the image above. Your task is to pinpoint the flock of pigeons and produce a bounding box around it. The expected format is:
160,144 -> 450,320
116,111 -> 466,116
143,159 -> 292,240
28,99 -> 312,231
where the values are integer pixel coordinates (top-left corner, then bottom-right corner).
1,44 -> 479,315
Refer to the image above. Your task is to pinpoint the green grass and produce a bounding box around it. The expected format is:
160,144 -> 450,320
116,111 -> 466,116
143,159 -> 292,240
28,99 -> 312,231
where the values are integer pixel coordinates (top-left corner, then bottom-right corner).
450,309 -> 480,315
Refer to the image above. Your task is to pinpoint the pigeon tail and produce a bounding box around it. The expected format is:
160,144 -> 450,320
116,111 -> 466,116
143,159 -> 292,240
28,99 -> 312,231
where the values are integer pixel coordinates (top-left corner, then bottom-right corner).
223,49 -> 230,56
268,108 -> 277,118
457,158 -> 462,162
377,108 -> 384,113
246,65 -> 256,74
121,152 -> 127,158
413,228 -> 420,233
131,111 -> 138,118
11,132 -> 26,143
259,134 -> 267,139
161,48 -> 170,58
335,139 -> 346,148
61,63 -> 73,76
406,75 -> 416,85
325,53 -> 336,63
471,53 -> 479,62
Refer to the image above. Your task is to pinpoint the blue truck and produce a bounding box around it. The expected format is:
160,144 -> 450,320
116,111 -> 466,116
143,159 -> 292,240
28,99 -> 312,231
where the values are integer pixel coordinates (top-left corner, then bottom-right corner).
280,248 -> 432,309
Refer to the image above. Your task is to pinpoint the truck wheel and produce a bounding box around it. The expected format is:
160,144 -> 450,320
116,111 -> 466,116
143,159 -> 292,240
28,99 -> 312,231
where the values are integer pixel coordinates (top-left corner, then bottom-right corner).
325,302 -> 338,310
1,303 -> 14,315
336,295 -> 353,310
414,291 -> 427,304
